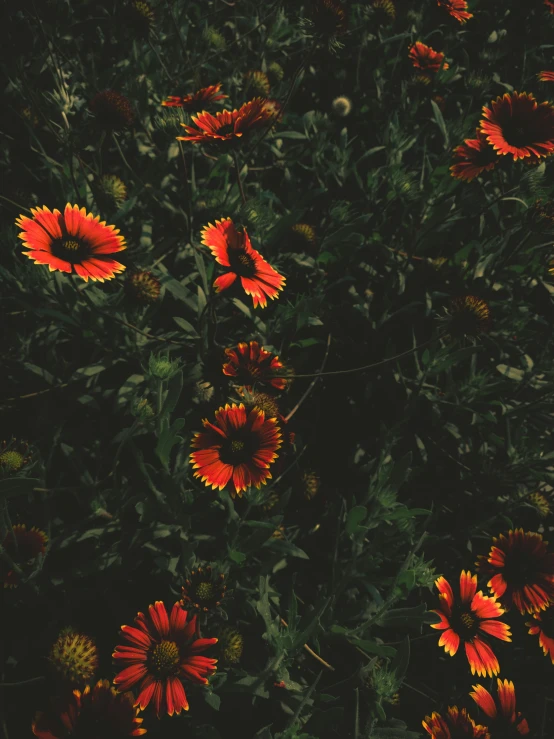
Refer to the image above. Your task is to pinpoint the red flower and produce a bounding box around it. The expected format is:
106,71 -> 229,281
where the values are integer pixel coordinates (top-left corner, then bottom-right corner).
437,0 -> 473,23
538,71 -> 554,82
32,680 -> 146,737
190,403 -> 282,496
177,98 -> 281,146
223,341 -> 288,391
431,571 -> 511,677
470,679 -> 530,736
422,706 -> 490,739
201,218 -> 285,309
479,92 -> 554,162
113,601 -> 217,718
476,529 -> 554,614
545,0 -> 554,13
451,130 -> 497,182
409,42 -> 449,73
16,204 -> 126,282
1,524 -> 48,588
162,83 -> 228,110
526,605 -> 554,664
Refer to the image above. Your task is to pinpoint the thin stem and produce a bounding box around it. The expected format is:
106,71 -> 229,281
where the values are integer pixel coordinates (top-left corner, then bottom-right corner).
233,150 -> 247,205
0,195 -> 31,214
280,617 -> 334,671
274,334 -> 442,380
285,333 -> 331,422
0,677 -> 45,688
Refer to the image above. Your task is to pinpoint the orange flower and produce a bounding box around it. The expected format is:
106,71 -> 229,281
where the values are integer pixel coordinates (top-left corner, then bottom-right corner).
451,130 -> 497,182
113,602 -> 217,718
526,605 -> 554,664
480,92 -> 554,162
201,218 -> 285,308
422,706 -> 490,739
1,525 -> 47,588
538,71 -> 554,82
409,42 -> 449,73
223,341 -> 288,391
33,680 -> 146,737
470,679 -> 530,736
545,0 -> 554,13
177,98 -> 281,146
476,529 -> 554,614
190,403 -> 282,496
431,571 -> 511,677
162,83 -> 228,110
16,204 -> 126,282
437,0 -> 473,23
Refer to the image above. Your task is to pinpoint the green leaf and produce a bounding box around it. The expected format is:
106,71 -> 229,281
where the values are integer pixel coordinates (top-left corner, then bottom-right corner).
154,418 -> 185,468
172,317 -> 200,337
229,549 -> 247,564
163,371 -> 183,416
203,691 -> 221,711
431,99 -> 449,149
376,603 -> 431,628
0,478 -> 41,500
347,638 -> 396,658
496,364 -> 525,381
390,635 -> 410,681
345,505 -> 368,535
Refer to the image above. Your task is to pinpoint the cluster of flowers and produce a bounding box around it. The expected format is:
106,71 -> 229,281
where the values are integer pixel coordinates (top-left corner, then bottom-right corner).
22,562 -> 237,736
422,529 -> 554,736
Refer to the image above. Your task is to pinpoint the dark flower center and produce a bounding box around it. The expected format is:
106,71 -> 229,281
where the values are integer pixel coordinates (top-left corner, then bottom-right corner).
149,640 -> 180,677
502,116 -> 536,148
451,609 -> 479,640
503,550 -> 540,589
216,123 -> 235,136
219,432 -> 258,465
52,238 -> 88,264
228,247 -> 257,277
195,582 -> 215,601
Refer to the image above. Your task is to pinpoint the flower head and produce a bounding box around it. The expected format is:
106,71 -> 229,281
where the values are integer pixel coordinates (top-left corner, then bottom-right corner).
545,0 -> 554,14
303,470 -> 320,500
32,680 -> 146,737
113,601 -> 217,718
0,439 -> 31,473
440,296 -> 491,340
180,566 -> 227,613
437,0 -> 473,23
267,63 -> 284,84
90,90 -> 134,129
539,71 -> 554,83
1,524 -> 48,588
190,403 -> 282,497
527,605 -> 554,664
97,174 -> 128,211
431,570 -> 511,677
201,218 -> 285,309
240,390 -> 281,421
451,130 -> 497,182
49,628 -> 99,684
177,98 -> 280,147
129,1 -> 155,34
476,529 -> 554,614
16,204 -> 126,282
310,0 -> 348,36
223,341 -> 288,391
126,271 -> 161,304
528,492 -> 551,517
409,42 -> 449,73
162,83 -> 228,111
202,26 -> 226,49
423,706 -> 490,739
332,96 -> 352,117
479,92 -> 554,162
218,627 -> 244,664
470,679 -> 530,737
245,70 -> 271,97
291,223 -> 317,250
372,0 -> 396,23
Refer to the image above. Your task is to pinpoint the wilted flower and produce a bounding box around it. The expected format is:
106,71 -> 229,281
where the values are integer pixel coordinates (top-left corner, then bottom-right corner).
310,0 -> 348,36
422,706 -> 490,739
49,628 -> 99,684
332,96 -> 352,117
218,627 -> 244,664
291,223 -> 317,250
97,174 -> 128,211
267,62 -> 284,84
202,26 -> 226,50
1,524 -> 48,588
451,130 -> 497,182
528,492 -> 551,517
439,296 -> 491,339
245,70 -> 271,97
162,83 -> 227,111
223,341 -> 288,391
437,0 -> 473,23
130,396 -> 155,422
193,380 -> 215,404
90,90 -> 134,129
372,0 -> 396,23
303,470 -> 320,500
129,0 -> 155,35
180,566 -> 227,613
126,271 -> 161,304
